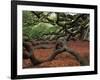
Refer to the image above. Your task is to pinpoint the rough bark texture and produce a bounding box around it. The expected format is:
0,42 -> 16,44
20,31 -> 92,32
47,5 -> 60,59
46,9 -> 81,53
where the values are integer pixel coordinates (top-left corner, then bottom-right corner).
31,48 -> 85,66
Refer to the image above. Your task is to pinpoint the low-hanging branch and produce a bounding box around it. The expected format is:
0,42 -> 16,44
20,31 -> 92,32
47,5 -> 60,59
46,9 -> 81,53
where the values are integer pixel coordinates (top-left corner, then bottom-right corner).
31,40 -> 56,46
34,45 -> 54,49
27,43 -> 86,66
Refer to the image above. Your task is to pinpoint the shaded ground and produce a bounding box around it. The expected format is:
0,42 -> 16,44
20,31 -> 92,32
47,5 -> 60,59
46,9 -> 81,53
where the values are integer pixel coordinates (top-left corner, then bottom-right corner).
23,40 -> 89,68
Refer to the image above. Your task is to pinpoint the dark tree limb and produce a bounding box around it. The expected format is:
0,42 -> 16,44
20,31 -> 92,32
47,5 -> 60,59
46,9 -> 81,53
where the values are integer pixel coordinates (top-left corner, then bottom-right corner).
64,46 -> 86,66
34,45 -> 54,49
29,45 -> 86,66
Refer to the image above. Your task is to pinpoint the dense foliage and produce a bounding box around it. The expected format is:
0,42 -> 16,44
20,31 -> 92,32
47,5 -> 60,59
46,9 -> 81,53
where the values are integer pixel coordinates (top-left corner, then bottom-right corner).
23,11 -> 89,41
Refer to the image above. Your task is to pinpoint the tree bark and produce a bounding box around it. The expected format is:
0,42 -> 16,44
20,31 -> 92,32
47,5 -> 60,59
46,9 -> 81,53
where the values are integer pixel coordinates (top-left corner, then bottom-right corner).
29,45 -> 86,66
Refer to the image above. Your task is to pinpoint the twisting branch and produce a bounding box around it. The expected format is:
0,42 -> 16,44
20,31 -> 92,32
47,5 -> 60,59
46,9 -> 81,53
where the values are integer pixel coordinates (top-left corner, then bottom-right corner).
27,39 -> 86,66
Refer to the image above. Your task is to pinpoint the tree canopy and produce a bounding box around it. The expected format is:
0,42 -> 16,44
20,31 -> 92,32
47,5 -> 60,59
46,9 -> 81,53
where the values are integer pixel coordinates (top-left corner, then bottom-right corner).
23,11 -> 89,41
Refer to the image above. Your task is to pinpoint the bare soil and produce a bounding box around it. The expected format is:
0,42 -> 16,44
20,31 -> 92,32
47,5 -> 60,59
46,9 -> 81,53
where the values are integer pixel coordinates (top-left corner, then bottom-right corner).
23,40 -> 89,68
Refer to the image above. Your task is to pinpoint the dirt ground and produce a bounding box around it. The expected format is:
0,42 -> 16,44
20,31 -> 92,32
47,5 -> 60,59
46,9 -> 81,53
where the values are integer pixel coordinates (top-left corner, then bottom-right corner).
23,40 -> 89,68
